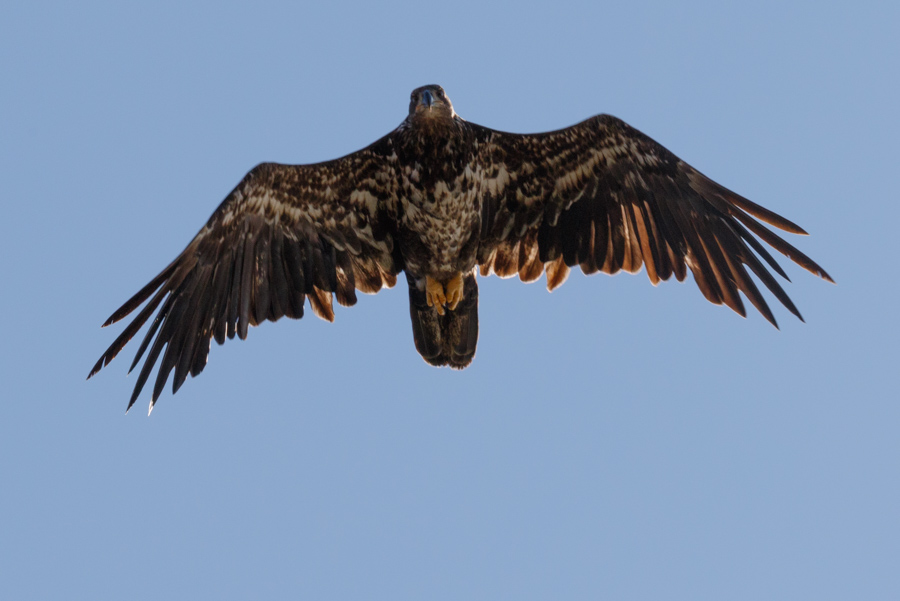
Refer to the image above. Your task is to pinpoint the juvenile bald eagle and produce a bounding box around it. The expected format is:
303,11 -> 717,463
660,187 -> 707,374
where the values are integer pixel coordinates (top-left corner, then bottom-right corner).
89,84 -> 831,412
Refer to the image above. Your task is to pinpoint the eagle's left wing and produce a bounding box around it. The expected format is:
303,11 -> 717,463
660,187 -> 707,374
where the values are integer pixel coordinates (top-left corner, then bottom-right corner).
89,148 -> 399,413
473,114 -> 832,325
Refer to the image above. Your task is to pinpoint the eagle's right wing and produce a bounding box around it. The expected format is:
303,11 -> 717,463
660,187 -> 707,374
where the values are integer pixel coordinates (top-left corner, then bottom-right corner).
89,142 -> 400,413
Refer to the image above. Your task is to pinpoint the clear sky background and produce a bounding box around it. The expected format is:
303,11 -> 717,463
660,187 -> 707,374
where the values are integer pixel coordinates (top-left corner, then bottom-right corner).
1,1 -> 896,599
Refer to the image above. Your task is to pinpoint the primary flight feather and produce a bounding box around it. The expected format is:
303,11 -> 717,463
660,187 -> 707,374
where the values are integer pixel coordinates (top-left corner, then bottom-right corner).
89,84 -> 832,413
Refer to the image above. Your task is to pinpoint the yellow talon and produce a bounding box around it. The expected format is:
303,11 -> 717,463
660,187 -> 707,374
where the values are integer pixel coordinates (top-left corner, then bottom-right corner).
425,276 -> 446,315
425,273 -> 465,314
445,272 -> 464,311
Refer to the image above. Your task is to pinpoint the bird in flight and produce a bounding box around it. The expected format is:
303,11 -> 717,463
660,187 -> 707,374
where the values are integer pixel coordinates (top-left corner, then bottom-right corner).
89,84 -> 832,413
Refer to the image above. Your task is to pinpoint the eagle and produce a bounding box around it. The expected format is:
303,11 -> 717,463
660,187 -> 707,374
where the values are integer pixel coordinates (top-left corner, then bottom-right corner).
89,84 -> 832,412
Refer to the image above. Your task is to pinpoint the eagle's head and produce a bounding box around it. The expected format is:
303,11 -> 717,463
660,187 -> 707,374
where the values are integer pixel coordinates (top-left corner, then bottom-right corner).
408,85 -> 456,122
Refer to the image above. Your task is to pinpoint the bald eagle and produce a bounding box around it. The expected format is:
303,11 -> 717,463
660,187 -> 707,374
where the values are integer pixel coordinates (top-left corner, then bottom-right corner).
89,84 -> 831,412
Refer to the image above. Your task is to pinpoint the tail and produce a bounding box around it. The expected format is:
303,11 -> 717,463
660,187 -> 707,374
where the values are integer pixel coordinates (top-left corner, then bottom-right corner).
407,272 -> 479,369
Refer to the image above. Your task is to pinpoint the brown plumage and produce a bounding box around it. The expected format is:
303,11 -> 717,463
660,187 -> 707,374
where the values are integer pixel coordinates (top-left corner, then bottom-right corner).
89,84 -> 832,412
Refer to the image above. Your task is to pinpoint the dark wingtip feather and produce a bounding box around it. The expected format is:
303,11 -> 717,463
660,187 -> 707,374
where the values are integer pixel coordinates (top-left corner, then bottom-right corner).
733,211 -> 833,283
688,172 -> 809,235
87,357 -> 104,380
172,373 -> 188,395
126,390 -> 139,414
729,193 -> 808,235
101,260 -> 180,327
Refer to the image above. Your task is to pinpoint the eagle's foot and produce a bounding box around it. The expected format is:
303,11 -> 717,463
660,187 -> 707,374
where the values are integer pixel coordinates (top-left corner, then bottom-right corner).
445,272 -> 464,311
425,276 -> 447,316
425,273 -> 465,315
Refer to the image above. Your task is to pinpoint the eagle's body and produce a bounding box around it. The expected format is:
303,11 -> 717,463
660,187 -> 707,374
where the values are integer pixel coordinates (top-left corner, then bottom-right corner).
89,85 -> 831,413
394,111 -> 482,281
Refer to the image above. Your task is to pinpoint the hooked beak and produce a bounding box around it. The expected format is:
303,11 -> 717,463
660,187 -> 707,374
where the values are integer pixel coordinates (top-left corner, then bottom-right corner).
419,89 -> 434,110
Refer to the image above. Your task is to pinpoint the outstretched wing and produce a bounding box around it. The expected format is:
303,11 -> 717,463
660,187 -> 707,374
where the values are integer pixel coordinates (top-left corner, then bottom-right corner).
89,144 -> 400,412
473,114 -> 832,323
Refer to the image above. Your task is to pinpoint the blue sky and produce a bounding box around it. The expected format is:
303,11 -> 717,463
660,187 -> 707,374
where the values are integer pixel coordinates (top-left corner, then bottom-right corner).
1,1 -> 897,599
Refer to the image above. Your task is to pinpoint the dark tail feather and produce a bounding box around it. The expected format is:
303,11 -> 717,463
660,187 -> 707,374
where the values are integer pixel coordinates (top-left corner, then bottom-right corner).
407,272 -> 479,369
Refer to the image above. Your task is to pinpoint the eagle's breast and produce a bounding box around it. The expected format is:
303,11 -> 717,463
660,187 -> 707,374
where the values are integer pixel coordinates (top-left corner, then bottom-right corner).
398,160 -> 481,278
395,123 -> 483,279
